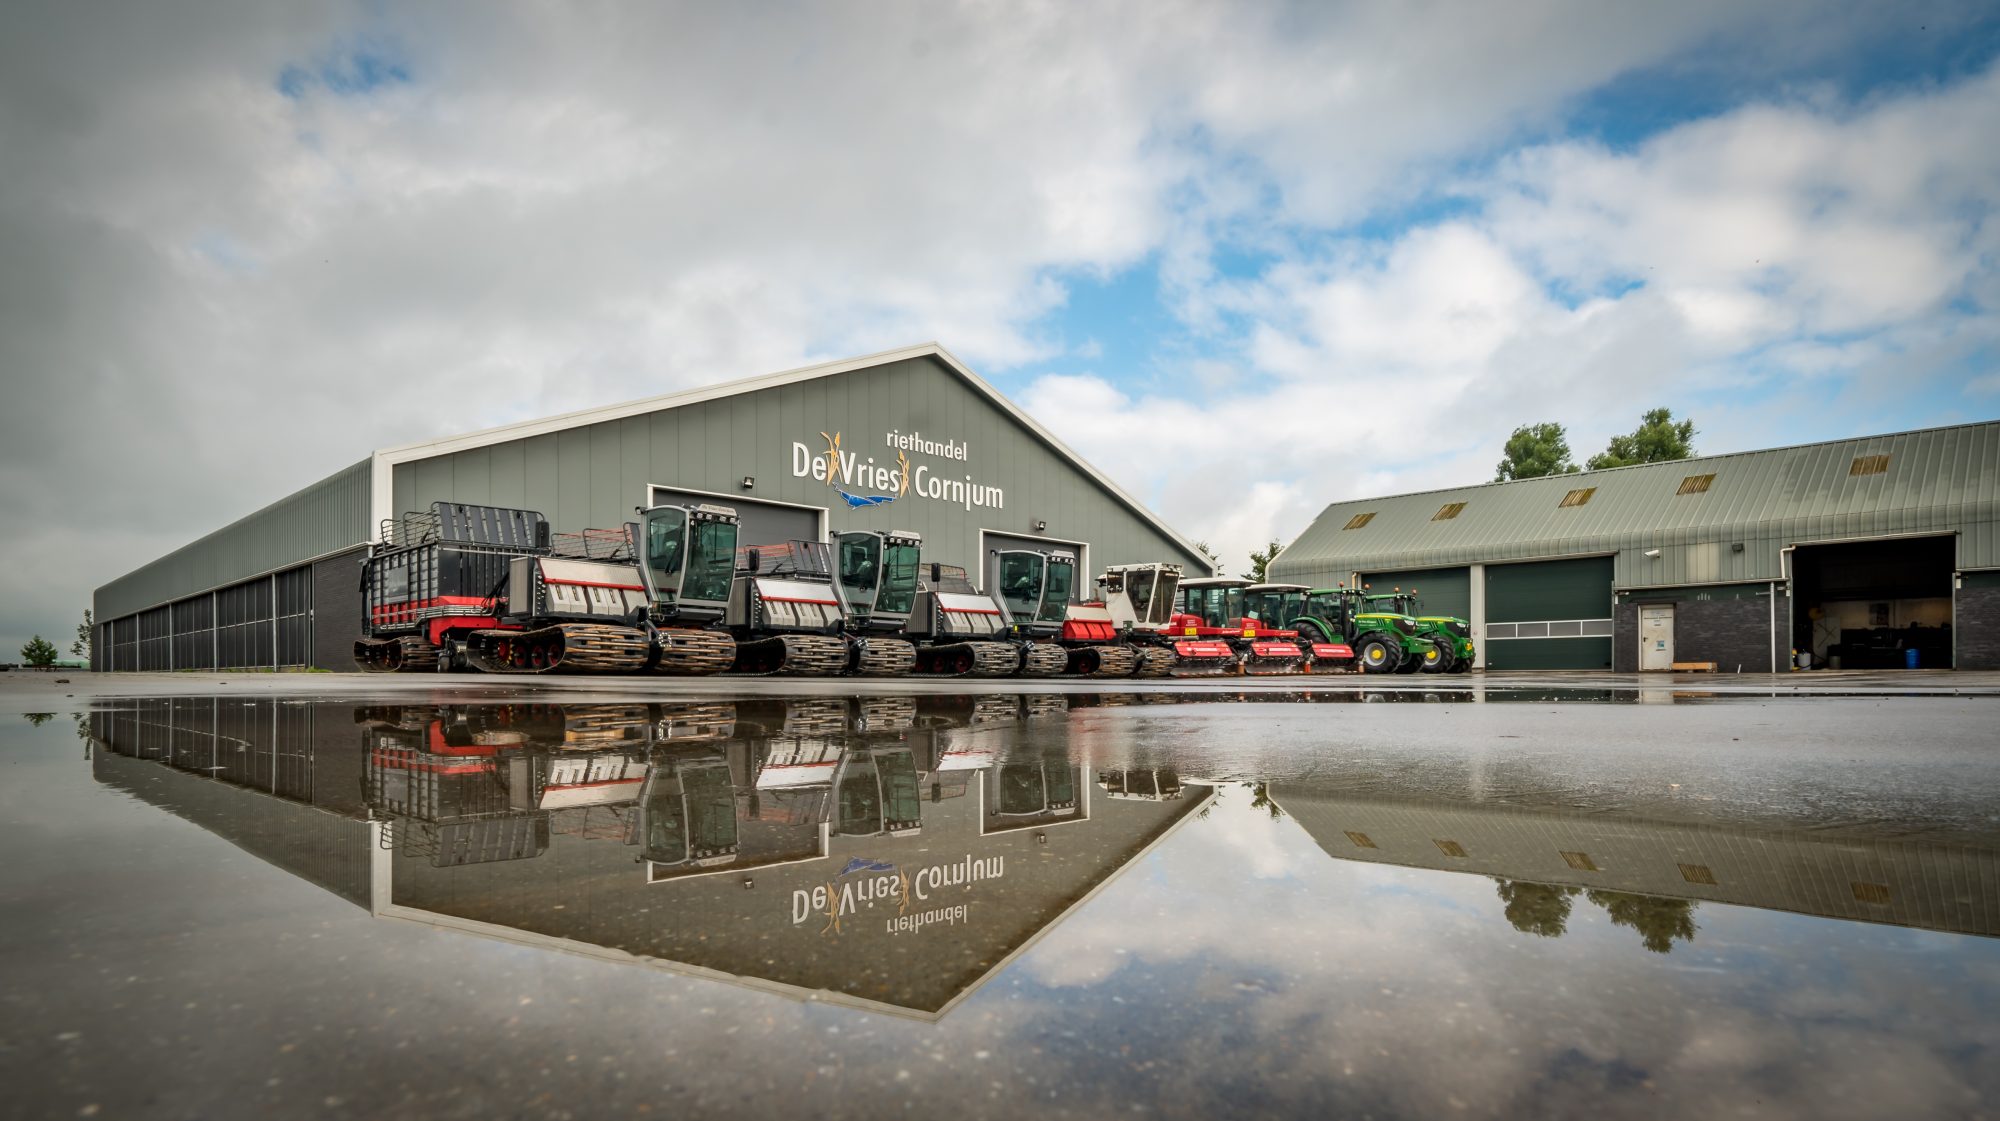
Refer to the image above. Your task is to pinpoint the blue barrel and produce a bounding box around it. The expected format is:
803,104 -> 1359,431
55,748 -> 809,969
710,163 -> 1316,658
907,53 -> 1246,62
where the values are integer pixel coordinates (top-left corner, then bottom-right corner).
1905,648 -> 1920,670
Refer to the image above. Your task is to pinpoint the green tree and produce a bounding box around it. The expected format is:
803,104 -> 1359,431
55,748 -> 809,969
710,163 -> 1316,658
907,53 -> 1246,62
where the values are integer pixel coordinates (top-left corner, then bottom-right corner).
21,635 -> 59,668
1587,890 -> 1698,954
72,608 -> 92,659
1494,423 -> 1580,481
1586,408 -> 1697,470
1495,879 -> 1579,938
1246,540 -> 1284,583
24,712 -> 55,727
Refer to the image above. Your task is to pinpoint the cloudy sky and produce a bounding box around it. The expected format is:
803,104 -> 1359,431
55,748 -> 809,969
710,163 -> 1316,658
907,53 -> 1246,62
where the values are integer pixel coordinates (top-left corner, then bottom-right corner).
4,1 -> 1998,655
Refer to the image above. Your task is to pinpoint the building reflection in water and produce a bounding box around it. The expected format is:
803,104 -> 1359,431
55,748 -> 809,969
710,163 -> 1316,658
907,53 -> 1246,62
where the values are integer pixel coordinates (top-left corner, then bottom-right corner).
89,695 -> 1210,1019
87,694 -> 1998,1020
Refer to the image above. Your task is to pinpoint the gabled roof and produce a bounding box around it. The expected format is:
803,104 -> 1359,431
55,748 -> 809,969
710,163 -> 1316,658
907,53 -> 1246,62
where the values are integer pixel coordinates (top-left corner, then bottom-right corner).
1270,419 -> 2000,577
370,342 -> 1212,573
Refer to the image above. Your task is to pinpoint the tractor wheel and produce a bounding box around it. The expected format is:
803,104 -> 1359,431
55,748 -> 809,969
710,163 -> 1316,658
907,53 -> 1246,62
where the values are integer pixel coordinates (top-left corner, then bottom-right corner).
1296,621 -> 1326,646
1394,647 -> 1424,673
1357,638 -> 1397,675
1420,642 -> 1448,674
1449,656 -> 1472,675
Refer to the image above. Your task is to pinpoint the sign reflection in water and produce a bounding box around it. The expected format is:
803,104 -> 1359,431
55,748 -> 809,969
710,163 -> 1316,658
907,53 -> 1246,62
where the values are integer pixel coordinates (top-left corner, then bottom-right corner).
85,692 -> 2000,1021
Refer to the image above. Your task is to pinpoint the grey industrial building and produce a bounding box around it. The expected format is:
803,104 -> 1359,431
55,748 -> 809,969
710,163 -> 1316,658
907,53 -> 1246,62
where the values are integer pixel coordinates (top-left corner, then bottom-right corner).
1269,420 -> 2000,672
92,344 -> 1211,672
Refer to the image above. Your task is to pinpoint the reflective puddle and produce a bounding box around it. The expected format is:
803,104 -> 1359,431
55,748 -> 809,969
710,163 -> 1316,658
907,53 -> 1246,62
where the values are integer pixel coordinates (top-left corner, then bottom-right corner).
8,693 -> 1998,1118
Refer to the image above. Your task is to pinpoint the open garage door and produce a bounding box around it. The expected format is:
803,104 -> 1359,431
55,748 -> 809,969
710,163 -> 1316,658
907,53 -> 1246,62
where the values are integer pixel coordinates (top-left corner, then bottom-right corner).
1484,556 -> 1614,670
651,488 -> 822,549
1792,535 -> 1953,669
980,531 -> 1087,611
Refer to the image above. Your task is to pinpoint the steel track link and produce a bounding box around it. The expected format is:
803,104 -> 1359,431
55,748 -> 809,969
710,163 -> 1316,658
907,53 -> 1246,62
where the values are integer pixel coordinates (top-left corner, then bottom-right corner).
649,628 -> 737,676
1020,643 -> 1068,677
853,637 -> 918,677
1131,647 -> 1176,678
1071,644 -> 1138,677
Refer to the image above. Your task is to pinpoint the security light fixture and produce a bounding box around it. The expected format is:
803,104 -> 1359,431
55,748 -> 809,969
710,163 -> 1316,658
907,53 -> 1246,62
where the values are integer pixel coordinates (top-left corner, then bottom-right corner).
1034,519 -> 1047,532
741,476 -> 755,489
1643,548 -> 1661,558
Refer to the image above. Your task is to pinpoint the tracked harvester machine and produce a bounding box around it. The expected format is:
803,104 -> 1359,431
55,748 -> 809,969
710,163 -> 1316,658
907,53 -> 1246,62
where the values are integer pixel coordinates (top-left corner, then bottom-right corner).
986,548 -> 1082,677
723,539 -> 858,675
830,530 -> 924,676
1173,577 -> 1306,674
1086,562 -> 1195,677
901,563 -> 1021,676
355,500 -> 743,675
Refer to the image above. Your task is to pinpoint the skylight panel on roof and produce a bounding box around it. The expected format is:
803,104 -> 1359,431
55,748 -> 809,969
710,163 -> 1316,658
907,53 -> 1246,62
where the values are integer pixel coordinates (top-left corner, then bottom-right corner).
1558,487 -> 1596,509
1432,502 -> 1466,521
1850,454 -> 1890,476
1343,512 -> 1376,530
1677,473 -> 1715,495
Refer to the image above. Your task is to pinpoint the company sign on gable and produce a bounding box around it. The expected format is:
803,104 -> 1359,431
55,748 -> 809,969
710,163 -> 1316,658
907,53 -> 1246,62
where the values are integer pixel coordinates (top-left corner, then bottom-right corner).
791,429 -> 1006,511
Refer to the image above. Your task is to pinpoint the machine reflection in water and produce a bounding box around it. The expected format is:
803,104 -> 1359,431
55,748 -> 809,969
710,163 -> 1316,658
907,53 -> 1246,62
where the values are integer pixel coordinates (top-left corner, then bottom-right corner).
85,693 -> 1999,1021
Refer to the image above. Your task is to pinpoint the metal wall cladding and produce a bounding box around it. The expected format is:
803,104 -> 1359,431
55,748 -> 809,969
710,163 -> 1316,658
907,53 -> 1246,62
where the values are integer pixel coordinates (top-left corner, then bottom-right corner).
96,458 -> 373,620
390,355 -> 1206,584
1270,421 -> 2000,590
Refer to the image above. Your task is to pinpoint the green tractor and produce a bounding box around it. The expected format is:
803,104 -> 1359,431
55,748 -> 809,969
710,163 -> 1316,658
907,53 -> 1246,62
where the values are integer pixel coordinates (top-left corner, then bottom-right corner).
1270,585 -> 1434,675
1362,588 -> 1474,674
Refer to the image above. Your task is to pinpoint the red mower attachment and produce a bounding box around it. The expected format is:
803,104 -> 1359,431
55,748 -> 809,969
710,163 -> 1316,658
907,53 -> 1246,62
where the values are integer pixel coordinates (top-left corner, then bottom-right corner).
1307,642 -> 1356,673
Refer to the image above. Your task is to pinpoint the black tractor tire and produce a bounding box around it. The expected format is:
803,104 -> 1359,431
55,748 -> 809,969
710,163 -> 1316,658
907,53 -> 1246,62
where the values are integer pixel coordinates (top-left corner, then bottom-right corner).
1357,637 -> 1397,675
1449,656 -> 1472,675
1296,621 -> 1326,646
1394,646 -> 1424,673
1419,641 -> 1448,674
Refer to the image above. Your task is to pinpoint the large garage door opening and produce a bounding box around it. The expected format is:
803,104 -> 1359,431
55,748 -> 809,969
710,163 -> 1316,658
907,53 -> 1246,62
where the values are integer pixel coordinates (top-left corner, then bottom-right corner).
651,488 -> 821,550
1792,535 -> 1954,669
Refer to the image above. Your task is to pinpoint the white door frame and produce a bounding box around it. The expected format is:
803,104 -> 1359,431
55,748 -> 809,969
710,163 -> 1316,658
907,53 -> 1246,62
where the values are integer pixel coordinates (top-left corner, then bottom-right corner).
648,484 -> 829,542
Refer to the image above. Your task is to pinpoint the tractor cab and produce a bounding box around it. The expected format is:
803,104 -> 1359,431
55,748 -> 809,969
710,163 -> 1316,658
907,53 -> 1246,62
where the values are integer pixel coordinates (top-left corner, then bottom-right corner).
1098,562 -> 1183,633
1174,577 -> 1306,673
636,503 -> 740,623
988,549 -> 1076,638
639,753 -> 739,868
835,529 -> 923,633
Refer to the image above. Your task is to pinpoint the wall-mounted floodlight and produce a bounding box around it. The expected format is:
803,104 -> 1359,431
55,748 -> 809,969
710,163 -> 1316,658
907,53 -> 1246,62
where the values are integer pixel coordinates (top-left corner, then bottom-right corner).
1034,520 -> 1047,532
742,476 -> 755,489
1643,548 -> 1662,558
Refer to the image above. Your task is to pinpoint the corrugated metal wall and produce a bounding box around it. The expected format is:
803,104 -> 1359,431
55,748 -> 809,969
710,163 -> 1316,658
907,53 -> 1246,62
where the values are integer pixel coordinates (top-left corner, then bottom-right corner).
390,355 -> 1206,581
97,458 -> 374,620
1271,421 -> 2000,589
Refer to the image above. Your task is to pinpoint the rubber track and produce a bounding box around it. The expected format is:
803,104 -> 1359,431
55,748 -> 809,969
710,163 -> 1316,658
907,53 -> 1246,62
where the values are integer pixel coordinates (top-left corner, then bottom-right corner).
1020,643 -> 1067,677
354,635 -> 439,673
731,634 -> 851,676
1068,644 -> 1138,677
853,637 -> 917,677
649,628 -> 737,676
1131,647 -> 1176,678
914,641 -> 1019,677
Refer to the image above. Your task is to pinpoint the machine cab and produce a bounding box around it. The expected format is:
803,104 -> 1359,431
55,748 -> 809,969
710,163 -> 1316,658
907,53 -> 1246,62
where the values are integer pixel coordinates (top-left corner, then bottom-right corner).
836,530 -> 923,630
988,549 -> 1076,635
1177,577 -> 1251,629
835,748 -> 923,837
635,503 -> 739,621
1243,584 -> 1310,628
1099,563 -> 1184,633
